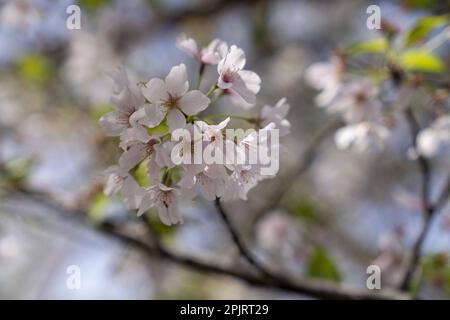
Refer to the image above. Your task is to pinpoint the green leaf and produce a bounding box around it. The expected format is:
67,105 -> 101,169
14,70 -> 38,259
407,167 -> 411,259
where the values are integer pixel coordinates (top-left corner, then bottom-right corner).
91,104 -> 115,121
398,49 -> 445,73
307,247 -> 341,282
402,0 -> 438,9
290,198 -> 320,225
345,38 -> 388,55
404,15 -> 448,47
147,122 -> 169,136
132,159 -> 150,187
17,54 -> 52,85
87,192 -> 110,223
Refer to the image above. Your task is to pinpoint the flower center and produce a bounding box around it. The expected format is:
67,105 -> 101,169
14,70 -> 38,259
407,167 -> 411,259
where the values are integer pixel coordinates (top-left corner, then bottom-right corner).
165,95 -> 179,109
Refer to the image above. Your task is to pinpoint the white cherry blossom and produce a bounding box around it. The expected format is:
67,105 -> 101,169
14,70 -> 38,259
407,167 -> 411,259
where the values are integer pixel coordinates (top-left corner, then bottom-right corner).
141,64 -> 210,131
334,122 -> 390,153
304,56 -> 343,107
258,98 -> 291,137
138,184 -> 183,226
217,45 -> 261,105
103,166 -> 143,210
176,35 -> 228,65
417,115 -> 450,158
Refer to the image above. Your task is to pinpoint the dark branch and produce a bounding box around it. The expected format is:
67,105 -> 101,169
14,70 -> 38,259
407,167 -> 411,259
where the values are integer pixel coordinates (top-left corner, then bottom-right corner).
7,187 -> 408,300
214,197 -> 273,278
400,109 -> 435,290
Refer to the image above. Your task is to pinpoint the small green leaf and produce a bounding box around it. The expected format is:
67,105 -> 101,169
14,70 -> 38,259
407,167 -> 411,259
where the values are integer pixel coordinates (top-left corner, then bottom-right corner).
404,15 -> 448,47
289,198 -> 320,225
87,192 -> 110,223
147,122 -> 169,136
132,159 -> 150,187
346,38 -> 388,55
307,247 -> 341,282
399,49 -> 445,73
91,104 -> 115,121
17,54 -> 52,85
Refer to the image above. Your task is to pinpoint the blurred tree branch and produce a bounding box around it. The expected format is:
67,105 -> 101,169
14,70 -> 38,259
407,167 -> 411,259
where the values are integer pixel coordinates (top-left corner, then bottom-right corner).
400,108 -> 450,291
6,186 -> 408,300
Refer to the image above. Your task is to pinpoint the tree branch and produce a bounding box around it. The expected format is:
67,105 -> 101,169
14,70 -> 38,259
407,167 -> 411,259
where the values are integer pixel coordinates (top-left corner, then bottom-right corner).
214,197 -> 273,278
6,187 -> 409,300
400,109 -> 435,290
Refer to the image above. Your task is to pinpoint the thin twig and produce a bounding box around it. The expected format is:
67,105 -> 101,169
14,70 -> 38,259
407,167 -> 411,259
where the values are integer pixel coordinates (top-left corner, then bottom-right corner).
400,109 -> 435,290
214,197 -> 273,278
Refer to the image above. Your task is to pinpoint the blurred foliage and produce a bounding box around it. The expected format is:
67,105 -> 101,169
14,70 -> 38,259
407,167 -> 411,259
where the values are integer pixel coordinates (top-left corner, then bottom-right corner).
403,15 -> 449,47
0,158 -> 32,190
87,192 -> 111,223
91,104 -> 115,122
16,54 -> 53,86
289,198 -> 321,225
307,246 -> 341,282
422,253 -> 450,295
133,159 -> 150,187
79,0 -> 111,11
398,49 -> 446,72
345,38 -> 388,56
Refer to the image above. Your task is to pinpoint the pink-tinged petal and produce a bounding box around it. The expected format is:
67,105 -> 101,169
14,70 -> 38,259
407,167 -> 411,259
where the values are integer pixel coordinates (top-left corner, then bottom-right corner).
176,35 -> 200,60
167,108 -> 186,132
156,206 -> 171,225
229,74 -> 256,105
178,171 -> 196,189
238,70 -> 261,95
137,190 -> 155,216
99,111 -> 128,136
107,65 -> 129,94
274,98 -> 290,118
178,90 -> 210,115
219,45 -> 246,72
103,166 -> 125,195
122,177 -> 143,210
217,72 -> 234,90
201,39 -> 228,64
216,117 -> 230,130
143,104 -> 167,128
119,126 -> 149,150
142,78 -> 168,102
165,64 -> 189,97
167,200 -> 182,224
119,143 -> 146,171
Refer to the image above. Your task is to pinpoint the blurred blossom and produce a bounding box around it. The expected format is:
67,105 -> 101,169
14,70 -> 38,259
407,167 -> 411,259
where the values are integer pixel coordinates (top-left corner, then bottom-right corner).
63,32 -> 118,105
256,212 -> 306,272
417,115 -> 450,161
0,0 -> 72,64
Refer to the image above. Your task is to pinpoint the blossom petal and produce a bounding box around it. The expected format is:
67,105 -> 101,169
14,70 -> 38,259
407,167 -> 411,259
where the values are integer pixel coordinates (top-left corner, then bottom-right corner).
219,45 -> 246,72
167,108 -> 186,132
142,78 -> 168,102
99,111 -> 128,136
119,143 -> 146,171
143,104 -> 167,128
165,64 -> 189,97
176,35 -> 200,60
238,70 -> 261,95
178,90 -> 210,115
229,74 -> 256,105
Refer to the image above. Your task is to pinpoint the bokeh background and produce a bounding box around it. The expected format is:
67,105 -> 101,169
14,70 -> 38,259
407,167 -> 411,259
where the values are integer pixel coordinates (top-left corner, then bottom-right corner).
0,0 -> 450,299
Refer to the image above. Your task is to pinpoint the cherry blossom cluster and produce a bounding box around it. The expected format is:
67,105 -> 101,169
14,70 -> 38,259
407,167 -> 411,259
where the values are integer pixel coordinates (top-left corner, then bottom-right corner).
305,55 -> 392,153
99,36 -> 290,225
305,52 -> 450,158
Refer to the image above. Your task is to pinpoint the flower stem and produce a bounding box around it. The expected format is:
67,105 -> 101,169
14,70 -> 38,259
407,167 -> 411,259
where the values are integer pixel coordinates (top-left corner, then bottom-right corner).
195,63 -> 206,90
206,83 -> 218,97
